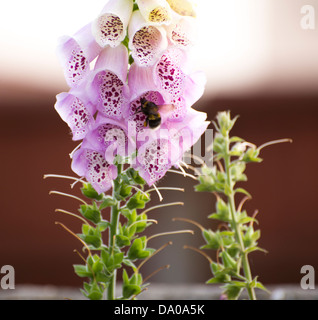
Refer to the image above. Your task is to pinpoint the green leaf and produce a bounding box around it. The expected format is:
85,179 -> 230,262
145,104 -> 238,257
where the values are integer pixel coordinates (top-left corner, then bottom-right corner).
222,283 -> 243,300
208,199 -> 230,222
127,238 -> 151,260
202,229 -> 223,250
116,235 -> 131,247
73,265 -> 92,278
97,220 -> 109,232
123,284 -> 141,299
92,259 -> 104,274
99,196 -> 117,210
81,183 -> 104,201
242,148 -> 263,163
127,238 -> 143,260
255,281 -> 270,294
244,246 -> 268,254
122,269 -> 129,285
82,235 -> 102,248
220,251 -> 237,270
125,167 -> 146,186
230,136 -> 244,143
127,192 -> 150,210
114,252 -> 124,266
234,188 -> 252,198
230,162 -> 247,182
79,203 -> 101,224
237,216 -> 258,225
123,259 -> 137,270
119,184 -> 132,199
87,290 -> 103,300
224,183 -> 232,197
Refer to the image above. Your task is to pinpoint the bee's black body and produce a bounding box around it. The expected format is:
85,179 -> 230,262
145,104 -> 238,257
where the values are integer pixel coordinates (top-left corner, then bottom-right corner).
139,98 -> 162,129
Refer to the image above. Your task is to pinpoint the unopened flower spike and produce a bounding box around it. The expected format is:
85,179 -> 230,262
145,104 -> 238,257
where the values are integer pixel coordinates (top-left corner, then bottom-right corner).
187,111 -> 291,300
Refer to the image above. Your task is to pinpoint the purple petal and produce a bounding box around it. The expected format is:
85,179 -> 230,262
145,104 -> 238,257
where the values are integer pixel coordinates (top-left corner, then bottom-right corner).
54,87 -> 95,141
92,0 -> 133,48
82,115 -> 135,164
129,11 -> 168,66
94,44 -> 129,83
133,109 -> 209,185
128,64 -> 159,101
166,17 -> 197,49
56,23 -> 101,88
183,71 -> 207,107
134,138 -> 172,186
57,36 -> 89,88
88,70 -> 128,120
166,108 -> 210,163
154,48 -> 187,99
71,147 -> 117,194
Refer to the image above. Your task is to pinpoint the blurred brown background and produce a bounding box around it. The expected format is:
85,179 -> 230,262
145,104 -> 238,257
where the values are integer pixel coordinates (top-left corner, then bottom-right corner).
0,0 -> 318,290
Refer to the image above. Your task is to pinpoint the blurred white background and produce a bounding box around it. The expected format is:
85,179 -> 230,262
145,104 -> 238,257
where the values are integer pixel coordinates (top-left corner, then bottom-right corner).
0,0 -> 317,104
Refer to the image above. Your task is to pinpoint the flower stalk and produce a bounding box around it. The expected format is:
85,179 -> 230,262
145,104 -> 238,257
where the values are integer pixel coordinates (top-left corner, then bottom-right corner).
107,164 -> 122,300
223,135 -> 256,300
182,111 -> 291,300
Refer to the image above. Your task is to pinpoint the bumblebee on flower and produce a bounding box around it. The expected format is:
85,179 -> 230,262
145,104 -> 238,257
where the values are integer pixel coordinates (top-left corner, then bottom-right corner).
55,0 -> 207,193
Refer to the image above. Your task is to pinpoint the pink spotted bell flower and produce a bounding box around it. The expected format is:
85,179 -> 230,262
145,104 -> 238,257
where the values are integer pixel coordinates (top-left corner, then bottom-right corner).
54,0 -> 208,193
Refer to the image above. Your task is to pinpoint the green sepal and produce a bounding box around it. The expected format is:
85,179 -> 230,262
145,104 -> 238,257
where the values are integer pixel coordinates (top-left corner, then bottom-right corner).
234,188 -> 252,198
99,196 -> 118,210
97,220 -> 110,232
126,192 -> 150,210
101,249 -> 124,273
220,251 -> 237,270
81,183 -> 104,201
86,286 -> 104,300
79,234 -> 102,248
208,198 -> 230,222
123,259 -> 137,270
242,148 -> 263,163
127,238 -> 151,260
116,234 -> 131,247
73,265 -> 93,278
79,202 -> 101,224
216,111 -> 239,136
116,184 -> 132,200
230,162 -> 247,182
123,284 -> 141,299
125,167 -> 146,186
201,229 -> 223,250
243,226 -> 260,248
221,283 -> 243,300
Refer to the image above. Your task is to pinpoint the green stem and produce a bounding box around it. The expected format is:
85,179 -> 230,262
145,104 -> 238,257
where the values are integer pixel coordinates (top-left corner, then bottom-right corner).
224,135 -> 256,300
107,164 -> 122,300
